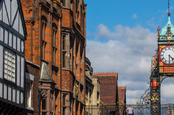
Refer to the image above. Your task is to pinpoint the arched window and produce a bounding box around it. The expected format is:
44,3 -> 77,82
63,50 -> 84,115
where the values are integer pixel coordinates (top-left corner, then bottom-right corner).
52,23 -> 57,65
41,16 -> 47,60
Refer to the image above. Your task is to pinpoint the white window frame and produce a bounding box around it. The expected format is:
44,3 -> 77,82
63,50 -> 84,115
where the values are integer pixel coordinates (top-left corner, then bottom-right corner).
25,73 -> 34,110
4,49 -> 16,82
26,80 -> 32,107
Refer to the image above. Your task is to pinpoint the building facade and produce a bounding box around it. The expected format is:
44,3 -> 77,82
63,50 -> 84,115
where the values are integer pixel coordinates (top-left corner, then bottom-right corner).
94,72 -> 118,105
85,57 -> 100,115
61,0 -> 87,114
21,0 -> 86,114
118,86 -> 126,115
93,72 -> 118,114
0,0 -> 27,114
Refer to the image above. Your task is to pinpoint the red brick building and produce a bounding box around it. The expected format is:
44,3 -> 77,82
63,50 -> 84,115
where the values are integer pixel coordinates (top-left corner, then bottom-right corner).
61,0 -> 86,115
93,72 -> 118,105
21,0 -> 86,114
118,86 -> 126,115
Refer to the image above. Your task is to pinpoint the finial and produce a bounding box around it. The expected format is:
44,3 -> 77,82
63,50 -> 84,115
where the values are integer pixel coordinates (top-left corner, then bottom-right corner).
168,0 -> 170,16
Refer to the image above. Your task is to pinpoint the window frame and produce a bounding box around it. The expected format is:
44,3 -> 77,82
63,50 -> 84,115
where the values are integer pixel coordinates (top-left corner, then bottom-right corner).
3,48 -> 16,83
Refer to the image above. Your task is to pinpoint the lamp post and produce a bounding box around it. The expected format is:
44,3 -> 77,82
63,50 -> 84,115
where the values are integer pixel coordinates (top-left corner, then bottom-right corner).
38,86 -> 42,115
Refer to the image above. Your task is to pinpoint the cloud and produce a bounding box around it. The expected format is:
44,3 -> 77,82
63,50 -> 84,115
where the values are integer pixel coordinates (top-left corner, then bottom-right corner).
86,24 -> 158,103
133,13 -> 137,19
87,24 -> 174,104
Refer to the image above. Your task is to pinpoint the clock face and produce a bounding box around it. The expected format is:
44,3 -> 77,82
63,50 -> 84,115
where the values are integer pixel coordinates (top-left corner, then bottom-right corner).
160,46 -> 174,64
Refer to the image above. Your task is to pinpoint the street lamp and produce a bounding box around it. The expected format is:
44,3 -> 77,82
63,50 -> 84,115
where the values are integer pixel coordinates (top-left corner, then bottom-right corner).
38,86 -> 42,115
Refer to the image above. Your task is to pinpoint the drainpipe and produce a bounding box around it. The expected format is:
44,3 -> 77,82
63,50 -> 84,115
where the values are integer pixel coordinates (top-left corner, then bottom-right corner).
31,0 -> 35,62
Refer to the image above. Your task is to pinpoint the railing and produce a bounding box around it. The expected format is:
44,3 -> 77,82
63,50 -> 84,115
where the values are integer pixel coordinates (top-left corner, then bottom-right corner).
85,103 -> 174,115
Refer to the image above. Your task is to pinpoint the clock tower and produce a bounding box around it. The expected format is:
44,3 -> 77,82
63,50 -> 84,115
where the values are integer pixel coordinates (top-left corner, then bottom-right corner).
150,1 -> 174,114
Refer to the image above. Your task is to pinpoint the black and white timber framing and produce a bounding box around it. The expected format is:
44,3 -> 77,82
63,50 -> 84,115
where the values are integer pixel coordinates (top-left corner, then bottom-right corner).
0,0 -> 27,114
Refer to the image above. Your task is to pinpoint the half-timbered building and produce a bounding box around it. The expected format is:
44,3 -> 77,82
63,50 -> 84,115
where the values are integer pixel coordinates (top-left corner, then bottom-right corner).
0,0 -> 27,114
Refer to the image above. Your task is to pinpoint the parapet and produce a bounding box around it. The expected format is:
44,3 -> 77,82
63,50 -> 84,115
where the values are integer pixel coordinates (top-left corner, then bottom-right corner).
93,72 -> 118,78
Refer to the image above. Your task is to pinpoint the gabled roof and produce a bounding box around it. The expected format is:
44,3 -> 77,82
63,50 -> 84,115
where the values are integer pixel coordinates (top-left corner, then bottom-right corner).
0,0 -> 27,39
40,62 -> 55,83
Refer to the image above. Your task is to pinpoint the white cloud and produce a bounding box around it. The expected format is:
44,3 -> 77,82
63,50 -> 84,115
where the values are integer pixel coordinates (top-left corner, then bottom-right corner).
133,13 -> 137,19
86,24 -> 158,104
87,24 -> 174,104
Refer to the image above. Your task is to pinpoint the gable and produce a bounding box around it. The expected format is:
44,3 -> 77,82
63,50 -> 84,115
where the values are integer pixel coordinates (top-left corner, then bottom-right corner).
0,0 -> 27,38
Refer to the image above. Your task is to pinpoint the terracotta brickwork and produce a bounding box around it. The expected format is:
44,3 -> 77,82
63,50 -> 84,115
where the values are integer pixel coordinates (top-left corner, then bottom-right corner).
118,86 -> 126,115
61,0 -> 86,114
21,0 -> 86,114
93,72 -> 118,105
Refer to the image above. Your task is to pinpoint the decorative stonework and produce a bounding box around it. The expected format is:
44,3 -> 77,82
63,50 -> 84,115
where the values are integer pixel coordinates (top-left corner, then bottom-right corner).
41,90 -> 48,98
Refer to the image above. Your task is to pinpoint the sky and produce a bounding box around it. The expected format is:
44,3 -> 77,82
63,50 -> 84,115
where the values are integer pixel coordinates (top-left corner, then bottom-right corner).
84,0 -> 174,104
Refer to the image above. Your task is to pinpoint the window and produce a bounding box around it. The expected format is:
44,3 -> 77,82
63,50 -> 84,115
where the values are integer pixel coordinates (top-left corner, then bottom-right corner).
52,24 -> 57,65
63,107 -> 66,115
86,87 -> 88,96
4,49 -> 16,82
63,51 -> 66,68
26,81 -> 32,107
42,112 -> 46,115
42,98 -> 46,110
62,0 -> 65,6
63,35 -> 65,50
63,95 -> 66,105
41,16 -> 47,60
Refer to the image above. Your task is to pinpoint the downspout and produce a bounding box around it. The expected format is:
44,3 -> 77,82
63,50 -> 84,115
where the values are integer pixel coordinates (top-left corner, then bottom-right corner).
31,0 -> 35,62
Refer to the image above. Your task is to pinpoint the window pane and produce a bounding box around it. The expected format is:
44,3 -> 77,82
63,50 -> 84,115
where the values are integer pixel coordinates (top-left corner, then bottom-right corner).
42,112 -> 46,115
42,98 -> 46,110
4,49 -> 16,82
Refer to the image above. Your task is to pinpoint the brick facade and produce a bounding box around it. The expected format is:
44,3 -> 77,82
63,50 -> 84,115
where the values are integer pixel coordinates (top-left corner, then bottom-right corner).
61,0 -> 86,114
118,86 -> 126,115
21,0 -> 86,114
93,72 -> 118,105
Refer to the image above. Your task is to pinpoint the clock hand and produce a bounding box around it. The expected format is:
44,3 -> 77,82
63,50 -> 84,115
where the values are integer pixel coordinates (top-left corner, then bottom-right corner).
169,55 -> 174,60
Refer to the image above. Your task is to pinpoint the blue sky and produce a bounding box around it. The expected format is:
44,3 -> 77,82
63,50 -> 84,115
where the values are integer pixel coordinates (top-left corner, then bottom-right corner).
84,0 -> 174,104
85,0 -> 174,34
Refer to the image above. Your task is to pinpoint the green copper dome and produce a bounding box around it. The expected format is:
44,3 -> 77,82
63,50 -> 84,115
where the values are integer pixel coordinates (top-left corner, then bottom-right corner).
160,16 -> 174,35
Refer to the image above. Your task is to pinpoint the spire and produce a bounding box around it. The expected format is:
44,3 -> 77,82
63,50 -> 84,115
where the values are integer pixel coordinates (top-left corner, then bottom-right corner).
168,0 -> 170,16
160,0 -> 174,35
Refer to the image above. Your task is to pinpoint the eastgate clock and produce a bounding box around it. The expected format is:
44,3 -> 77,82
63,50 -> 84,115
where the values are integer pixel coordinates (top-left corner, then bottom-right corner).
160,46 -> 174,64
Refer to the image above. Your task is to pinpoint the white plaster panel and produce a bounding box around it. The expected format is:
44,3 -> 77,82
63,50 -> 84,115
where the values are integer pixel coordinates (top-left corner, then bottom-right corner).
12,0 -> 17,24
21,40 -> 24,53
3,2 -> 9,24
21,57 -> 24,88
8,85 -> 11,101
20,92 -> 23,104
13,35 -> 16,49
17,37 -> 20,52
17,55 -> 20,86
4,29 -> 8,44
12,10 -> 18,32
9,32 -> 12,47
0,45 -> 3,79
17,89 -> 19,104
0,26 -> 3,42
19,15 -> 24,36
4,84 -> 7,99
0,82 -> 2,97
5,0 -> 10,23
25,73 -> 34,81
12,88 -> 16,102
